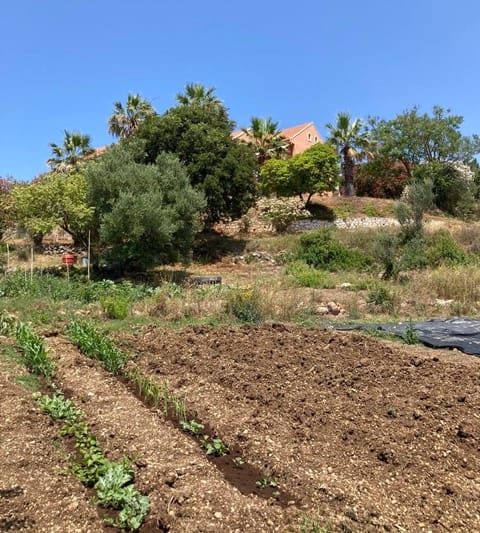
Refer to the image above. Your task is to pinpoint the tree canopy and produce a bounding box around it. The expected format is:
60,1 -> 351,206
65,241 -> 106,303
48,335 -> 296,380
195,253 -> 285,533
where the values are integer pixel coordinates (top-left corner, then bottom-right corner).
260,143 -> 339,205
241,117 -> 289,165
136,85 -> 257,224
84,142 -> 205,271
369,106 -> 480,176
10,172 -> 93,247
108,93 -> 156,139
47,130 -> 94,172
326,112 -> 374,196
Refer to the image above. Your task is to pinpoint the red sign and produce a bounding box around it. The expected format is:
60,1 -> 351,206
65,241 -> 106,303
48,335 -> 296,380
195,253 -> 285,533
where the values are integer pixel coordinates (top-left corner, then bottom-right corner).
62,254 -> 76,265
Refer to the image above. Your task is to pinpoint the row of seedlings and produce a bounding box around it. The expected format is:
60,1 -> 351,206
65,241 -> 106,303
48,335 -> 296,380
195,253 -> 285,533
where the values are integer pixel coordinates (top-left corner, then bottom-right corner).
1,312 -> 150,531
66,320 -> 288,503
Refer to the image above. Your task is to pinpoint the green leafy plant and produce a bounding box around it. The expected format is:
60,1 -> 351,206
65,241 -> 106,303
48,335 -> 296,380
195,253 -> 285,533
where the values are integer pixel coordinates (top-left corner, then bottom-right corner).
67,321 -> 128,375
40,391 -> 149,530
15,322 -> 54,379
100,296 -> 130,319
402,319 -> 418,345
200,435 -> 229,456
180,419 -> 204,436
232,456 -> 245,467
256,476 -> 278,489
39,393 -> 81,421
426,230 -> 468,267
285,260 -> 335,288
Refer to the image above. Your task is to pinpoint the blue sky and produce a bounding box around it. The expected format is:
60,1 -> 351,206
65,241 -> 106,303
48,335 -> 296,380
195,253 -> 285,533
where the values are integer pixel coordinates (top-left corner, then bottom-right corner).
1,0 -> 479,181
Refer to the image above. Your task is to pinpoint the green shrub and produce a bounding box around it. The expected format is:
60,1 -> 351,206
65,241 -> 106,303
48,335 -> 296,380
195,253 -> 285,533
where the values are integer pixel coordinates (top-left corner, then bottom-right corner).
225,288 -> 263,323
399,238 -> 428,270
285,261 -> 335,288
367,284 -> 396,313
257,197 -> 308,233
101,296 -> 129,319
426,230 -> 468,266
296,229 -> 371,271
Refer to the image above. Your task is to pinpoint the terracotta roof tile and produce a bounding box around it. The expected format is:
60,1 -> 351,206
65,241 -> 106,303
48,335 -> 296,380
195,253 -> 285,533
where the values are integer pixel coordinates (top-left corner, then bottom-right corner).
280,122 -> 313,139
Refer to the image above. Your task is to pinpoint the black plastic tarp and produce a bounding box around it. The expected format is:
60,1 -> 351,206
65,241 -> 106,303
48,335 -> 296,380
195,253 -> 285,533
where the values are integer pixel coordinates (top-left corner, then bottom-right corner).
337,317 -> 480,357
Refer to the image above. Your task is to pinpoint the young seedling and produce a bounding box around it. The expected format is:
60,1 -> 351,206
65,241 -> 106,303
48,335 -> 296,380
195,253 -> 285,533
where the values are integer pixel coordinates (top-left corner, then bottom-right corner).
232,456 -> 245,467
201,436 -> 229,457
180,419 -> 204,436
256,476 -> 278,489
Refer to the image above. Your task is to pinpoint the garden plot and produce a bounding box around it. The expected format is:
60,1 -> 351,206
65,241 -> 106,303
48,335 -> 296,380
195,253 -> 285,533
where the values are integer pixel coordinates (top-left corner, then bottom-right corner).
47,335 -> 300,532
0,355 -> 104,532
118,325 -> 480,532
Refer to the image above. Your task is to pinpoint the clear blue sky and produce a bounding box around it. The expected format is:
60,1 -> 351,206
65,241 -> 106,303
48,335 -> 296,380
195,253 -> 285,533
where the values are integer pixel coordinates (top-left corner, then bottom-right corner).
1,0 -> 479,181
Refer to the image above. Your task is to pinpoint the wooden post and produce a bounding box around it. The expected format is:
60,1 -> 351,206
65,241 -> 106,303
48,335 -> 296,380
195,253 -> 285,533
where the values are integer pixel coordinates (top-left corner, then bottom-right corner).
6,243 -> 9,271
30,243 -> 34,283
87,230 -> 91,281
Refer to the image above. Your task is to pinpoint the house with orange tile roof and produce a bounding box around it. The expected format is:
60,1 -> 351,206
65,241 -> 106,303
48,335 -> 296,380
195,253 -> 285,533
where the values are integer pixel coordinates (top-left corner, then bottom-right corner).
231,122 -> 322,158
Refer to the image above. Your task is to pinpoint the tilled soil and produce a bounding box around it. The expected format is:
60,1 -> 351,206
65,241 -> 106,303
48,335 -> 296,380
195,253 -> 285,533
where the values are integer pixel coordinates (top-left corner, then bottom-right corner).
46,336 -> 300,532
0,346 -> 103,533
118,324 -> 480,532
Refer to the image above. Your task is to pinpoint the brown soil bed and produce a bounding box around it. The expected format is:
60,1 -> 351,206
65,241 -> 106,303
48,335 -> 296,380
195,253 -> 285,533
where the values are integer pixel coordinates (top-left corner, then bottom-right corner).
47,336 -> 300,532
0,347 -> 104,532
118,325 -> 480,532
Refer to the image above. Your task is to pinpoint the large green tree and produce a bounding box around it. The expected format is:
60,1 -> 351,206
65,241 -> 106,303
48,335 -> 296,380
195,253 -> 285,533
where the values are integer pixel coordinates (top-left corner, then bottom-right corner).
370,106 -> 480,215
108,93 -> 156,139
84,143 -> 205,271
260,143 -> 339,205
370,106 -> 480,176
10,172 -> 93,247
136,85 -> 257,224
47,130 -> 94,172
242,117 -> 289,165
0,177 -> 14,240
326,113 -> 374,196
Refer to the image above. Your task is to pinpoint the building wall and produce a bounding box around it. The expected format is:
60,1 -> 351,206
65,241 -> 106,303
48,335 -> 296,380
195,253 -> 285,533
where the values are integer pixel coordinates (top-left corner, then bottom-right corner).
289,124 -> 322,156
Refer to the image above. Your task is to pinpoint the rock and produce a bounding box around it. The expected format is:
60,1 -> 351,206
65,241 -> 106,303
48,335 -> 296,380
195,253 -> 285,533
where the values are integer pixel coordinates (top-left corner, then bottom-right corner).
436,298 -> 454,306
316,306 -> 329,315
338,283 -> 353,289
327,301 -> 342,315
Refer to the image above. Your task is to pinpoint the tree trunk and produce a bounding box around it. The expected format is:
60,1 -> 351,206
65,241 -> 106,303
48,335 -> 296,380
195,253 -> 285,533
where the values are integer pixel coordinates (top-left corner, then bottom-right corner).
342,152 -> 355,196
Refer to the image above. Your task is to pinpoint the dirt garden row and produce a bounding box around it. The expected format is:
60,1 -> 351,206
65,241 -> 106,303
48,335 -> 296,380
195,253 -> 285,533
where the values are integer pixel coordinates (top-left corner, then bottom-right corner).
1,323 -> 479,532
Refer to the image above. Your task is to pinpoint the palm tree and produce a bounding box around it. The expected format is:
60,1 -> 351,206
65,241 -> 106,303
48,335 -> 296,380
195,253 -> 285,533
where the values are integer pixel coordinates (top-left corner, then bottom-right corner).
47,130 -> 94,172
242,116 -> 289,165
176,83 -> 221,107
326,112 -> 375,196
108,93 -> 155,139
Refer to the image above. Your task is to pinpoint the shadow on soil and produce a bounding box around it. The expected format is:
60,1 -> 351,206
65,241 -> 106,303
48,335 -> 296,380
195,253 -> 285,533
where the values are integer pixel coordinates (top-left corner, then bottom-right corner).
193,231 -> 248,264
